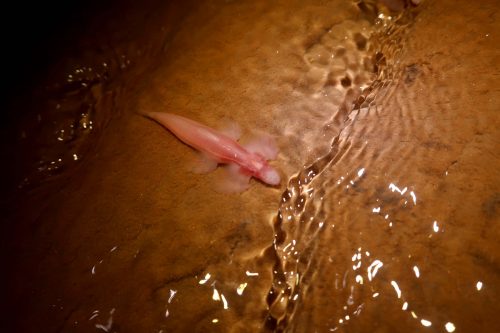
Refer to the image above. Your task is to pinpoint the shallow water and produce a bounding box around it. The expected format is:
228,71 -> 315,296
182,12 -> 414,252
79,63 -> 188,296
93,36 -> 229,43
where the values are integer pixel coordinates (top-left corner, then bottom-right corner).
2,0 -> 499,332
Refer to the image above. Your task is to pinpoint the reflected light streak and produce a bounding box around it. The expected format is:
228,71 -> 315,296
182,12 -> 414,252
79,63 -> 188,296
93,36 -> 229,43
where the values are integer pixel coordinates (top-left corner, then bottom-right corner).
367,260 -> 383,281
236,283 -> 247,295
168,289 -> 177,303
199,273 -> 211,285
220,294 -> 229,310
353,304 -> 363,316
89,310 -> 99,321
212,289 -> 220,301
433,221 -> 439,232
476,281 -> 483,291
420,319 -> 432,327
357,168 -> 365,177
413,266 -> 420,278
95,308 -> 115,332
410,191 -> 417,205
246,271 -> 259,277
390,281 -> 402,298
389,183 -> 407,195
372,207 -> 381,213
445,322 -> 456,332
402,302 -> 408,310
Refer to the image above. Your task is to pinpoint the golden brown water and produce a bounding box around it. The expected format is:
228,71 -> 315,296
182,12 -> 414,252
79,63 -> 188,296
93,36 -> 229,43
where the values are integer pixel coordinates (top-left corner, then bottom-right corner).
2,0 -> 499,332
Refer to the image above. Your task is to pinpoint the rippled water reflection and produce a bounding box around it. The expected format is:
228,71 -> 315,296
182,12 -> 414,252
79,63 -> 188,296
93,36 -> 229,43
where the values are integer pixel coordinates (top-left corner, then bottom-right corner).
3,0 -> 499,332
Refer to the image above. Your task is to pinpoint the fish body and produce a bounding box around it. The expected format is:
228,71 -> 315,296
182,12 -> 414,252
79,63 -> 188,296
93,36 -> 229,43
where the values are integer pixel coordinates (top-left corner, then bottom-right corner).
145,112 -> 280,187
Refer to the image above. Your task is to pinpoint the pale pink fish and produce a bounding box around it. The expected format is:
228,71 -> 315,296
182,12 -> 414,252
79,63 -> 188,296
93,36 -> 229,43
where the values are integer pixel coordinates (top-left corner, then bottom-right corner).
145,112 -> 280,192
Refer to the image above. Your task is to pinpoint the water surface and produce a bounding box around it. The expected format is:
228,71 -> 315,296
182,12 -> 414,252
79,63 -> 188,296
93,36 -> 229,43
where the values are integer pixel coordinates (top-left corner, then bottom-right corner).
2,0 -> 499,332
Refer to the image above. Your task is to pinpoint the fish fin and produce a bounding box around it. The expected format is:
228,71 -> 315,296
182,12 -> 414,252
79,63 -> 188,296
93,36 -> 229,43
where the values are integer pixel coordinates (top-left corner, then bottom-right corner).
243,135 -> 279,160
218,119 -> 241,141
215,163 -> 251,193
190,152 -> 219,174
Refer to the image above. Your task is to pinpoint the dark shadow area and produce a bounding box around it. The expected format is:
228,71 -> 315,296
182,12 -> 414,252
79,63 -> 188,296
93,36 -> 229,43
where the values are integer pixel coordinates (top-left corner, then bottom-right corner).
2,1 -> 113,108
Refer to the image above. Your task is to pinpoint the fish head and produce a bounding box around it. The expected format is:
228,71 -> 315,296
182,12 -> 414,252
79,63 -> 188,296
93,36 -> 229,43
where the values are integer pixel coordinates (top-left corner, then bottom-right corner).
256,164 -> 281,186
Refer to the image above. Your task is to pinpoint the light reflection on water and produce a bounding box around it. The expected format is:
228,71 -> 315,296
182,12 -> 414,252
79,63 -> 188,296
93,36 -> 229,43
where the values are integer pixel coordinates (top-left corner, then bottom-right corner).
261,2 -> 497,332
4,0 -> 499,332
